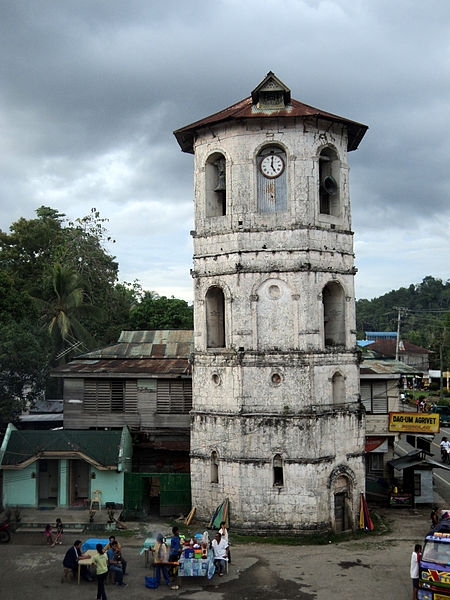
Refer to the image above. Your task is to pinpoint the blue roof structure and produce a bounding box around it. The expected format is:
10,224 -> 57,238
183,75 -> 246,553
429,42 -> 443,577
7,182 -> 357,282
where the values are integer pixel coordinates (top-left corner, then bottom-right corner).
365,331 -> 397,340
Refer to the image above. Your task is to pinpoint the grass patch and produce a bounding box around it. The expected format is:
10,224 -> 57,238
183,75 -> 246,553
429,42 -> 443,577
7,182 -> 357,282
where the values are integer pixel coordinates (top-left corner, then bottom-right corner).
229,511 -> 391,546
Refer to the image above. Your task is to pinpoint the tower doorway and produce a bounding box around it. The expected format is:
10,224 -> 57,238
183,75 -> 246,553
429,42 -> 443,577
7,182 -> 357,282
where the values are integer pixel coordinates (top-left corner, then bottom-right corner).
333,475 -> 351,532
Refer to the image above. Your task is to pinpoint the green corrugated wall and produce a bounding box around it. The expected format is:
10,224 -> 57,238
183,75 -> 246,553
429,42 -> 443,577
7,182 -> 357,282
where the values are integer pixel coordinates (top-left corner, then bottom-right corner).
124,472 -> 191,517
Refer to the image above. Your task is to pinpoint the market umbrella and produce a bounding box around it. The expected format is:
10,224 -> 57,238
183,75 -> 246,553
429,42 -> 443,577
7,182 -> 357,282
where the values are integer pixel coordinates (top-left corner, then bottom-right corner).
209,498 -> 230,529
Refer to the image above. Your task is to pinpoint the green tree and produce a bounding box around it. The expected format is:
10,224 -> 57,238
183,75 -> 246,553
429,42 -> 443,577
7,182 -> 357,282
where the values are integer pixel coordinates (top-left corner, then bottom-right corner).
0,271 -> 50,431
356,276 -> 450,370
127,292 -> 193,330
0,206 -> 131,347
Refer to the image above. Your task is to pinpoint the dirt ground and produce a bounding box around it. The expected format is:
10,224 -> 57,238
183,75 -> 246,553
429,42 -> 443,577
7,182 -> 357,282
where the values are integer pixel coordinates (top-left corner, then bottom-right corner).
0,509 -> 427,600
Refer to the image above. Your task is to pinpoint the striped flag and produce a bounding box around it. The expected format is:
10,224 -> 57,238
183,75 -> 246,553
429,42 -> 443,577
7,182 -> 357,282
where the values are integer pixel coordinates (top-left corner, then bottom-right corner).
360,492 -> 374,531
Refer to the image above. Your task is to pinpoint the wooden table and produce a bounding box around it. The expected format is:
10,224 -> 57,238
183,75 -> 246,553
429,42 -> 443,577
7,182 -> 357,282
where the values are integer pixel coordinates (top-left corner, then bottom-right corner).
78,549 -> 96,584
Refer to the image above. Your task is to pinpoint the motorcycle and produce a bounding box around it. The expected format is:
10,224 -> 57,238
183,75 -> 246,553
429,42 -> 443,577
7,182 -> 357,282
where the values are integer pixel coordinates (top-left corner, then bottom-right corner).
0,521 -> 11,543
441,446 -> 450,465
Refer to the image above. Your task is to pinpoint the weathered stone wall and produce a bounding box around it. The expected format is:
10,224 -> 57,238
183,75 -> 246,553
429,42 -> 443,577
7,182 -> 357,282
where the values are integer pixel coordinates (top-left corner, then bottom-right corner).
190,410 -> 365,531
189,111 -> 365,532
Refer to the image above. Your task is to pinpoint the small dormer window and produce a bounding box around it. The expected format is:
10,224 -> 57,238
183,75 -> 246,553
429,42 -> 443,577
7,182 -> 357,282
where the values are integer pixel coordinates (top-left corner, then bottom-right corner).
251,71 -> 291,110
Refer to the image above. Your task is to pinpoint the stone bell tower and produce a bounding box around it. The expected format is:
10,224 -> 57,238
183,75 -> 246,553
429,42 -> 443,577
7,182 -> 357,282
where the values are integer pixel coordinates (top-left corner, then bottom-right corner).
174,72 -> 368,533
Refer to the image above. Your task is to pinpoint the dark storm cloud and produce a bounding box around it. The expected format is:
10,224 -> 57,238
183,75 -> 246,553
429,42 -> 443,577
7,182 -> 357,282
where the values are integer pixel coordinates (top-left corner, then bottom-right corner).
0,0 -> 448,299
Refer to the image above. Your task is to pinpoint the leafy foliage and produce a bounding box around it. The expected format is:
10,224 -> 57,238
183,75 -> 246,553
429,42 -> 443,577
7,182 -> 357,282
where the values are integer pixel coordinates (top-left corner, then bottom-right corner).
127,291 -> 193,330
0,271 -> 51,430
0,206 -> 193,427
356,276 -> 450,369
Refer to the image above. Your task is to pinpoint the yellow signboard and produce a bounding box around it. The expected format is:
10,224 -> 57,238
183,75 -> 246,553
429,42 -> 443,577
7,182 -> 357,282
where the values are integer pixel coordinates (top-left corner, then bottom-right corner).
388,412 -> 440,434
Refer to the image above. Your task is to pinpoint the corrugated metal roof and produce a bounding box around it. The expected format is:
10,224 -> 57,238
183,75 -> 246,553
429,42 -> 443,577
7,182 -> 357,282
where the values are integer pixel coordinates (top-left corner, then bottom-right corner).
19,414 -> 63,422
389,450 -> 450,472
174,95 -> 368,153
1,429 -> 123,467
365,331 -> 397,338
360,358 -> 421,375
52,358 -> 191,377
78,330 -> 193,360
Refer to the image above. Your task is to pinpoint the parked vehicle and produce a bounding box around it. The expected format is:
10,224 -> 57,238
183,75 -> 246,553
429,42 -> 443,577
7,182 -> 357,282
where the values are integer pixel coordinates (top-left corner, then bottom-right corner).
0,521 -> 11,543
433,405 -> 450,426
419,518 -> 450,599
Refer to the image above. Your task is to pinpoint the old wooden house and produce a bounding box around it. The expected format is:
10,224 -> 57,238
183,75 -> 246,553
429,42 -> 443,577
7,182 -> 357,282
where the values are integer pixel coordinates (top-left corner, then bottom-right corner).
52,330 -> 193,473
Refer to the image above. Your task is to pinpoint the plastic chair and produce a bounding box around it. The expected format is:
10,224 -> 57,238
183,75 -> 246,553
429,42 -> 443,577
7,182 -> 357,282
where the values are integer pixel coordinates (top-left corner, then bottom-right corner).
90,489 -> 102,511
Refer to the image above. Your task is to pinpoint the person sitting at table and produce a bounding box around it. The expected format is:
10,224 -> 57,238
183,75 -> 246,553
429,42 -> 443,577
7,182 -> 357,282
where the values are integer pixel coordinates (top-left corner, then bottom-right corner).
103,535 -> 127,575
63,539 -> 93,582
210,531 -> 229,577
106,541 -> 127,586
91,543 -> 108,600
154,533 -> 171,587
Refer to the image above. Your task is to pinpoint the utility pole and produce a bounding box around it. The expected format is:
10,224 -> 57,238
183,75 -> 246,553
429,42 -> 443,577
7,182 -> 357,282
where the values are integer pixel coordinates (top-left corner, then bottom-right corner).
394,307 -> 402,361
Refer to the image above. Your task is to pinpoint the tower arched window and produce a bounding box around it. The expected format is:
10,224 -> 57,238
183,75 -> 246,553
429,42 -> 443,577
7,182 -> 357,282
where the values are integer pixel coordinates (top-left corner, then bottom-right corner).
332,372 -> 345,404
323,282 -> 345,347
211,451 -> 219,484
257,146 -> 287,213
319,147 -> 340,217
206,286 -> 225,348
205,152 -> 227,217
273,454 -> 284,487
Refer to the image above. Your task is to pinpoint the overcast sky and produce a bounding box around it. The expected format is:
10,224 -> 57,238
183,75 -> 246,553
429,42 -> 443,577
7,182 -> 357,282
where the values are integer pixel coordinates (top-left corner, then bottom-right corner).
0,0 -> 449,302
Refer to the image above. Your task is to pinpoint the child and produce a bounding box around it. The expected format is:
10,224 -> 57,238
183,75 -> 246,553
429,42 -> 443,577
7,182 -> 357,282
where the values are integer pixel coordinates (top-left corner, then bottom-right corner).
51,518 -> 64,546
44,523 -> 54,546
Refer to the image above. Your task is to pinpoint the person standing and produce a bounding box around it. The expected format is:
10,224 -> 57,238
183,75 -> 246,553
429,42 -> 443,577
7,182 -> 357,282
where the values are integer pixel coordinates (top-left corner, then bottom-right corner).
219,521 -> 231,564
431,506 -> 439,528
92,543 -> 108,600
51,518 -> 63,546
410,543 -> 422,600
44,523 -> 54,546
154,533 -> 170,587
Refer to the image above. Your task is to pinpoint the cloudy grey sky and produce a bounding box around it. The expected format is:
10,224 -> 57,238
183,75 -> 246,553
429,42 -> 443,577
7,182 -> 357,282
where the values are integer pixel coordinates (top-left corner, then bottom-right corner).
0,0 -> 449,301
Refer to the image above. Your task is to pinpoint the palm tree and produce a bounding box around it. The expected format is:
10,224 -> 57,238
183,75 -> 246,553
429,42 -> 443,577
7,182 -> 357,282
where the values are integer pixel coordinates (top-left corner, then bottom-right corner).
36,263 -> 98,362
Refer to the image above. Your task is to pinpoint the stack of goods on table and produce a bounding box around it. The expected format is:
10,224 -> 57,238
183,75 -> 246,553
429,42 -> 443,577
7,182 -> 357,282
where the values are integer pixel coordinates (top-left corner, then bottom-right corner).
182,533 -> 209,560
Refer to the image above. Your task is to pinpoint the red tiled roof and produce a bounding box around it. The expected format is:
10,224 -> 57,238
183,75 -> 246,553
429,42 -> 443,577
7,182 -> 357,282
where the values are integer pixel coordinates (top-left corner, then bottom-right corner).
174,96 -> 368,153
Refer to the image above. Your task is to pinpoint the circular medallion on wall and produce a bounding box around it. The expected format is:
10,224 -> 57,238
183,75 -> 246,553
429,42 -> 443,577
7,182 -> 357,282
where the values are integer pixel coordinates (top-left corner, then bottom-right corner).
212,373 -> 221,385
268,284 -> 281,299
271,372 -> 283,385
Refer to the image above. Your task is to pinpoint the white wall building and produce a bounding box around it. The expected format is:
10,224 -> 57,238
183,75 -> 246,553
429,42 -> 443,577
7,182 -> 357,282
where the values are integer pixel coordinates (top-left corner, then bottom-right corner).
174,72 -> 368,533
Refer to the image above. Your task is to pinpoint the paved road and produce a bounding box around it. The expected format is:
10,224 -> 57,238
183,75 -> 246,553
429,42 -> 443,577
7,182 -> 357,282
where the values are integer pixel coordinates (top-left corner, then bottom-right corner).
0,536 -> 415,600
429,425 -> 450,505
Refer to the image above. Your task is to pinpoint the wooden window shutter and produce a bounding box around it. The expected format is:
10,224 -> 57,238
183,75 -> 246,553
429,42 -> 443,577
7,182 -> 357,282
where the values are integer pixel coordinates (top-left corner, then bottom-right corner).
360,383 -> 372,413
157,380 -> 171,413
372,381 -> 388,414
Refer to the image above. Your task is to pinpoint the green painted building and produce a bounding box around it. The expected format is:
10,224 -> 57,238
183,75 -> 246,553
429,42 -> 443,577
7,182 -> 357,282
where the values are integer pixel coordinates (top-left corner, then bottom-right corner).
0,424 -> 132,508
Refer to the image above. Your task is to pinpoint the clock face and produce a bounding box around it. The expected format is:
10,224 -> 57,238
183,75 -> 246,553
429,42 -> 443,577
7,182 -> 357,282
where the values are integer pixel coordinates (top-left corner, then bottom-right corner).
260,154 -> 285,178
